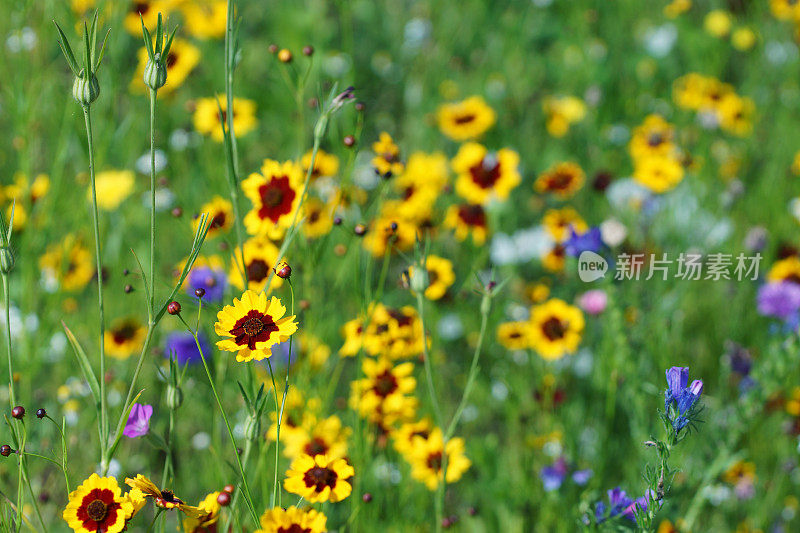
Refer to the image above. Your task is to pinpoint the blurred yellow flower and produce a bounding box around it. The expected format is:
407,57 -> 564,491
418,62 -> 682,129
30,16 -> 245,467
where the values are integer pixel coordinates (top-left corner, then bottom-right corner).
452,143 -> 520,205
131,39 -> 200,94
180,0 -> 228,40
92,170 -> 135,211
406,428 -> 471,490
528,298 -> 585,360
535,162 -> 585,199
409,254 -> 455,300
39,235 -> 94,292
105,318 -> 146,360
664,0 -> 690,18
193,96 -> 257,142
543,96 -> 586,137
437,95 -> 496,141
633,156 -> 684,194
704,10 -> 732,37
372,132 -> 404,177
731,27 -> 756,50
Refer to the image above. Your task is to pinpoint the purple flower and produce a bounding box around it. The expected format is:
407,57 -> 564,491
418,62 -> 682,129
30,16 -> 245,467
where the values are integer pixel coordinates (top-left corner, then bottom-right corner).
664,367 -> 703,432
186,266 -> 227,303
578,289 -> 607,315
724,342 -> 752,377
123,403 -> 153,438
572,469 -> 593,485
164,330 -> 210,365
665,366 -> 688,399
596,487 -> 634,523
565,227 -> 604,257
540,457 -> 569,491
756,281 -> 800,321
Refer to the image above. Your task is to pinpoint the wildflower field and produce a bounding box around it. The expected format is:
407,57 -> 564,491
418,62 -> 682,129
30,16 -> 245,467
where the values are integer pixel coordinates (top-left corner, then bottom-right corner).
3,0 -> 800,531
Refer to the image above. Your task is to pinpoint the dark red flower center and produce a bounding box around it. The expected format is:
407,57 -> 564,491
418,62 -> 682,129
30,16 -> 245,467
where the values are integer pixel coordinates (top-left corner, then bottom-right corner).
246,259 -> 270,283
303,466 -> 338,492
545,170 -> 576,191
112,322 -> 138,344
374,370 -> 398,397
457,204 -> 486,227
210,210 -> 227,229
166,51 -> 177,68
229,310 -> 279,349
469,157 -> 501,189
77,488 -> 119,529
86,499 -> 107,522
454,113 -> 476,125
541,317 -> 566,341
304,437 -> 329,456
278,524 -> 312,533
257,176 -> 296,222
647,132 -> 665,147
427,451 -> 443,471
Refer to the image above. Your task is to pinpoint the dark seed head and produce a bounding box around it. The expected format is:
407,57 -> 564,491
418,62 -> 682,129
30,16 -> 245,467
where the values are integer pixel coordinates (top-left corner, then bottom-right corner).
0,445 -> 12,457
167,301 -> 181,315
390,222 -> 398,232
36,408 -> 46,419
333,216 -> 343,226
355,101 -> 365,112
11,406 -> 24,420
308,97 -> 318,109
268,44 -> 278,54
362,493 -> 373,503
124,284 -> 134,294
194,288 -> 206,298
303,45 -> 314,56
223,484 -> 234,494
171,207 -> 183,218
216,491 -> 231,507
343,135 -> 356,148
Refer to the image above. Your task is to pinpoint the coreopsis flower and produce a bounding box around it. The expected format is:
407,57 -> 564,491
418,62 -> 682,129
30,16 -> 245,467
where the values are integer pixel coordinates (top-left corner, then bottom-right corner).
123,403 -> 153,438
125,475 -> 203,517
284,454 -> 354,503
243,159 -> 304,239
282,414 -> 351,460
664,0 -> 691,18
542,95 -> 586,137
391,151 -> 449,221
193,96 -> 257,142
62,474 -> 135,533
91,170 -> 135,210
361,304 -> 426,359
497,321 -> 530,350
123,0 -> 172,35
372,132 -> 404,177
391,418 -> 433,456
362,213 -> 418,257
436,95 -> 496,141
717,93 -> 754,136
303,197 -> 334,239
266,388 -> 318,443
542,243 -> 566,272
528,298 -> 585,360
228,236 -> 284,293
444,203 -> 489,244
105,319 -> 146,360
214,290 -> 298,362
408,254 -> 455,300
39,235 -> 94,292
407,428 -> 471,490
180,0 -> 227,39
301,148 -> 339,180
452,143 -> 520,205
767,256 -> 800,284
350,358 -> 418,426
254,506 -> 327,533
542,207 -> 588,242
535,162 -> 585,198
132,38 -> 200,94
1,172 -> 50,206
182,491 -> 221,532
664,366 -> 704,433
339,317 -> 364,357
628,115 -> 677,161
633,155 -> 684,193
704,9 -> 732,37
197,195 -> 234,238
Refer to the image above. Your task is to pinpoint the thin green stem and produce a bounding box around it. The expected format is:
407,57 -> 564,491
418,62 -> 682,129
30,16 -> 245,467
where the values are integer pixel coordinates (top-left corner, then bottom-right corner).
82,105 -> 107,465
415,293 -> 443,429
266,359 -> 280,509
2,275 -> 15,409
149,89 -> 157,321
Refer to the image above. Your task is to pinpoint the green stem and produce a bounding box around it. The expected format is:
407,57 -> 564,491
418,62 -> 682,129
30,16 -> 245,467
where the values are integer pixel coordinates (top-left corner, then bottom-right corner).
2,275 -> 15,408
415,293 -> 443,429
149,89 -> 157,321
266,359 -> 281,509
82,105 -> 107,465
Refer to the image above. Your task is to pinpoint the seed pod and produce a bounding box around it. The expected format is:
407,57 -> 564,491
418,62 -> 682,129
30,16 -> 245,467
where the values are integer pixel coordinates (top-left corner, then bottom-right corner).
166,385 -> 183,410
0,247 -> 14,274
143,55 -> 168,90
72,73 -> 100,106
167,301 -> 182,315
244,415 -> 261,442
11,406 -> 24,420
36,408 -> 46,419
0,444 -> 12,457
410,267 -> 429,294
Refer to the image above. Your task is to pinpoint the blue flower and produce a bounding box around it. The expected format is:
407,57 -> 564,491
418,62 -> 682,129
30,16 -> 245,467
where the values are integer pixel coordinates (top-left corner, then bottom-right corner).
564,226 -> 604,257
664,366 -> 703,432
164,330 -> 211,365
186,266 -> 227,303
540,458 -> 568,491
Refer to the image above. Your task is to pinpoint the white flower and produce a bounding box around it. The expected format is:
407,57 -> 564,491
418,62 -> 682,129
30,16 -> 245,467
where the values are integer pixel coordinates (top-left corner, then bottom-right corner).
644,24 -> 677,58
135,149 -> 168,174
600,218 -> 627,247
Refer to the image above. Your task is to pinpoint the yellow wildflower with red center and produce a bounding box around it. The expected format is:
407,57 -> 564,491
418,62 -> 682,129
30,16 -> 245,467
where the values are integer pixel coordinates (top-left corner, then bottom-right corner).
437,95 -> 496,141
197,195 -> 234,238
105,318 -> 146,360
408,254 -> 456,301
63,474 -> 135,533
350,357 -> 418,426
255,506 -> 327,533
406,428 -> 471,491
228,236 -> 285,293
193,96 -> 257,142
284,454 -> 355,503
243,159 -> 304,240
535,162 -> 585,199
372,132 -> 404,177
453,142 -> 520,205
444,203 -> 489,244
528,298 -> 585,360
125,475 -> 203,517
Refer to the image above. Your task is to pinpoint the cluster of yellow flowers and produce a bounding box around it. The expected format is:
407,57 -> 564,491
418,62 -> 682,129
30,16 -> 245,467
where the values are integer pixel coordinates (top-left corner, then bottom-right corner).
497,298 -> 585,361
629,114 -> 686,194
673,73 -> 754,136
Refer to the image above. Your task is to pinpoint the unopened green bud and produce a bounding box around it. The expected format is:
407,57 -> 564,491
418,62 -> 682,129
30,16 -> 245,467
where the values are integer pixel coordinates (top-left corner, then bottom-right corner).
410,266 -> 429,294
244,415 -> 261,442
0,248 -> 13,274
143,54 -> 167,90
480,293 -> 491,316
166,385 -> 183,410
314,114 -> 329,140
72,72 -> 100,106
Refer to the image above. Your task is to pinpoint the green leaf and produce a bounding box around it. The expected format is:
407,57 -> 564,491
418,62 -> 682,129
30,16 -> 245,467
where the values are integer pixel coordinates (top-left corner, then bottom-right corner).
237,381 -> 252,411
83,21 -> 91,73
107,390 -> 144,460
162,26 -> 178,59
89,10 -> 99,66
94,29 -> 111,72
155,12 -> 163,54
140,15 -> 154,61
61,321 -> 101,408
145,431 -> 169,452
53,21 -> 80,76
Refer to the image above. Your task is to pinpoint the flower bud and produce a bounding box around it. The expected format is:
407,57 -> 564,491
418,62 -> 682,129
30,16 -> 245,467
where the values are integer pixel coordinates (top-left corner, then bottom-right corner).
410,266 -> 429,294
275,262 -> 291,279
36,408 -> 46,419
166,385 -> 183,410
167,301 -> 181,315
0,247 -> 14,274
143,54 -> 168,90
0,444 -> 12,457
72,73 -> 100,106
244,415 -> 261,442
11,406 -> 25,420
217,491 -> 231,506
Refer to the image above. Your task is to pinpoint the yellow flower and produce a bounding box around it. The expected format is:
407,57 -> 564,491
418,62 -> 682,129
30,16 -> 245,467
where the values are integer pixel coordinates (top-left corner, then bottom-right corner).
542,243 -> 566,272
282,414 -> 351,460
71,0 -> 96,15
705,10 -> 732,37
302,149 -> 339,180
723,460 -> 757,485
731,27 -> 756,51
198,195 -> 234,238
392,151 -> 449,221
38,235 -> 94,292
409,255 -> 455,300
284,454 -> 354,503
628,115 -> 678,162
131,39 -> 200,94
124,1 -> 176,36
535,162 -> 585,198
91,170 -> 135,211
633,156 -> 684,193
362,212 -> 418,257
228,236 -> 284,293
125,475 -> 203,517
664,0 -> 691,18
243,159 -> 304,240
717,94 -> 754,136
350,357 -> 418,426
361,304 -> 426,360
772,0 -> 800,20
767,256 -> 800,284
437,95 -> 496,141
542,207 -> 587,242
497,321 -> 530,351
105,319 -> 146,360
543,96 -> 586,137
372,132 -> 404,177
528,298 -> 585,360
444,203 -> 488,244
657,519 -> 680,533
193,96 -> 257,142
303,197 -> 334,239
180,0 -> 228,40
407,428 -> 471,490
785,386 -> 800,416
63,474 -> 134,533
391,417 -> 434,456
255,506 -> 327,533
214,290 -> 298,362
339,318 -> 364,357
182,491 -> 221,532
452,143 -> 520,205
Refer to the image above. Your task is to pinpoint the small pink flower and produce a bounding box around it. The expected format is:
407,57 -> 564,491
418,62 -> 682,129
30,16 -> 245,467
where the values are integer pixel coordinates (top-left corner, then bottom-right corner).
123,403 -> 153,438
578,289 -> 607,315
